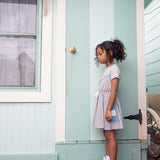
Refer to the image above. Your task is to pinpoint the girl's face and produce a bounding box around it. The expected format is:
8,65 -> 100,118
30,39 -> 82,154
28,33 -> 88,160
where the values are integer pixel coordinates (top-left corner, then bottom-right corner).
97,47 -> 110,65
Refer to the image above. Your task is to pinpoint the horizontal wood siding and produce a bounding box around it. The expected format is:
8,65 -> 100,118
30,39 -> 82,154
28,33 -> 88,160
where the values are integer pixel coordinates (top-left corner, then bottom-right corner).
145,0 -> 160,96
0,103 -> 55,153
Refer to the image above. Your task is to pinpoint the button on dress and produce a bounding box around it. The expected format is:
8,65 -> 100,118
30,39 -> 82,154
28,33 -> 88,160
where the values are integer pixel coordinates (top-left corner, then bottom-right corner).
93,64 -> 124,130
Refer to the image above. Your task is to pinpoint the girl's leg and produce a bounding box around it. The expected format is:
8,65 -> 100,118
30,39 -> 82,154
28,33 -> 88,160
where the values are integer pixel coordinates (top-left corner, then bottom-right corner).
104,130 -> 117,160
104,130 -> 110,156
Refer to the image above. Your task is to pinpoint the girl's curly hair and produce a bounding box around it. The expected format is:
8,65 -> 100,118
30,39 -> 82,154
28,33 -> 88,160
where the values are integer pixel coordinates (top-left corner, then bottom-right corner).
94,39 -> 127,66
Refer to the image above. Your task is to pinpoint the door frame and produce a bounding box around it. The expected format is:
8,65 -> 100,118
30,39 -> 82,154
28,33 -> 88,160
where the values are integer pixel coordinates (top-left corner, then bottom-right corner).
55,0 -> 66,142
55,0 -> 147,141
136,0 -> 147,140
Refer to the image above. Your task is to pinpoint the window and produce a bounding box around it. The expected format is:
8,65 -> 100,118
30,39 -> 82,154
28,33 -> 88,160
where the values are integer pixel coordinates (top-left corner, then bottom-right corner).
0,0 -> 52,102
0,0 -> 41,88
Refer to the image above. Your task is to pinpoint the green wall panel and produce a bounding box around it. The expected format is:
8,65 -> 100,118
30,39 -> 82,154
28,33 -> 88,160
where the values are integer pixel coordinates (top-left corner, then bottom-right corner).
114,0 -> 139,139
66,0 -> 90,141
146,73 -> 160,86
145,23 -> 160,41
89,0 -> 115,140
145,49 -> 160,64
146,62 -> 160,75
145,36 -> 160,53
66,0 -> 140,141
147,86 -> 160,96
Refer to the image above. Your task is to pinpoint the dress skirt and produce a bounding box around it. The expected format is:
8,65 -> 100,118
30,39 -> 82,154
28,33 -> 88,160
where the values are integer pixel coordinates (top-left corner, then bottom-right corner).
92,91 -> 124,130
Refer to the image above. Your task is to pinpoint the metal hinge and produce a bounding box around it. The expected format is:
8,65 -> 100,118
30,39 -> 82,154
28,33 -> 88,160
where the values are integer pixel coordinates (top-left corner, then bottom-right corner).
124,109 -> 142,125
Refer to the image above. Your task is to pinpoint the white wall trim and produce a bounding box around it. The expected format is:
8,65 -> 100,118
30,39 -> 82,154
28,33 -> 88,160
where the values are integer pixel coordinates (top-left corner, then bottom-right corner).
0,0 -> 52,102
55,0 -> 66,142
136,0 -> 147,140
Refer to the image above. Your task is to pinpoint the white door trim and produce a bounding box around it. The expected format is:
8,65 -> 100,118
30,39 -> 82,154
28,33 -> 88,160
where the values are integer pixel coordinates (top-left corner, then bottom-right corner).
136,0 -> 147,140
55,0 -> 66,141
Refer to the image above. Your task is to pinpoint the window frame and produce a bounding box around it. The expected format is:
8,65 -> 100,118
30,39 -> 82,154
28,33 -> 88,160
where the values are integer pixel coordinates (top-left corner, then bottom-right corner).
0,0 -> 52,102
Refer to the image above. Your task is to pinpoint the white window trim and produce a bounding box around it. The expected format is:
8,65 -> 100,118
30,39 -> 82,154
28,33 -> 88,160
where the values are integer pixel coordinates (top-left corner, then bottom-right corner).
0,0 -> 52,102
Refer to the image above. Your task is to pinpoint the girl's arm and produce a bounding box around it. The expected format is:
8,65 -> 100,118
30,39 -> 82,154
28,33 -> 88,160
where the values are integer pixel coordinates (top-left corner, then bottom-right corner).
105,78 -> 119,121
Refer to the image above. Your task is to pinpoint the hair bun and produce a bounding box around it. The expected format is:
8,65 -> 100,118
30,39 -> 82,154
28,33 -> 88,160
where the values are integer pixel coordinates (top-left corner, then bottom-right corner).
112,39 -> 126,62
113,39 -> 124,49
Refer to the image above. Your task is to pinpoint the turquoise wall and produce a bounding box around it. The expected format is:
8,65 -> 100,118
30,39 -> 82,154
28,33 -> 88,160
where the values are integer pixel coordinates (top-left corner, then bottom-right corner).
145,0 -> 160,97
90,0 -> 115,140
56,0 -> 148,160
66,0 -> 90,141
65,0 -> 139,141
114,0 -> 139,139
56,140 -> 147,160
0,0 -> 56,155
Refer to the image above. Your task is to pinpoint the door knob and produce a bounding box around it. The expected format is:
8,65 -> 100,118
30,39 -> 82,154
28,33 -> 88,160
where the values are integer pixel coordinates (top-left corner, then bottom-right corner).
69,46 -> 76,54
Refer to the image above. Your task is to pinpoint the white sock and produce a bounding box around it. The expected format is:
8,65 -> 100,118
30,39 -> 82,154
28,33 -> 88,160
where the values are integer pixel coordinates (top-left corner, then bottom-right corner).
103,156 -> 106,160
106,155 -> 110,160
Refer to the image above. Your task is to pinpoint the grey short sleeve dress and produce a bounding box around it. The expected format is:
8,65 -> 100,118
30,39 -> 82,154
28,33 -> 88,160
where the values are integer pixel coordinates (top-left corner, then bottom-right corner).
93,64 -> 124,130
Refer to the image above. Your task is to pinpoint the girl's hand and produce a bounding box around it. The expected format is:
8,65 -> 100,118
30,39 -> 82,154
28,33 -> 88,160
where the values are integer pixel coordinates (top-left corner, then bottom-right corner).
105,109 -> 112,121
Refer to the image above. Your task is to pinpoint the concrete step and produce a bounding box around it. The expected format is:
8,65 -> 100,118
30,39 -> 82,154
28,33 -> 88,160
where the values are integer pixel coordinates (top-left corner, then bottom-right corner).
147,155 -> 160,160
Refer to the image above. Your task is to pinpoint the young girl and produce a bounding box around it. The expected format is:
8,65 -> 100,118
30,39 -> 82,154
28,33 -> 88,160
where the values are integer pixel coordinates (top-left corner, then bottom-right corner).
93,39 -> 126,160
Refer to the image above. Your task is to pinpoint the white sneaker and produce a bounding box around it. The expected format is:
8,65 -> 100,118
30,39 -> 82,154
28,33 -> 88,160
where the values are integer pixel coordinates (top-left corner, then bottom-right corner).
102,156 -> 106,160
105,155 -> 110,160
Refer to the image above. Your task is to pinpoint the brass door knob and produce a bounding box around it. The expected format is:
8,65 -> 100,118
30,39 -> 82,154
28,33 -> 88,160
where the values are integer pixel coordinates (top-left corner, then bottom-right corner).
69,46 -> 76,54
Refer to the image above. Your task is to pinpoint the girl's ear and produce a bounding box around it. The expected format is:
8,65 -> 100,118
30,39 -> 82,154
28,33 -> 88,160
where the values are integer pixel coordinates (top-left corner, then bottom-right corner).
110,50 -> 113,57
